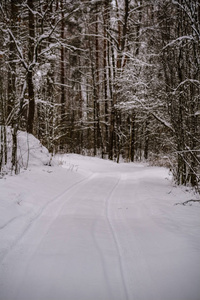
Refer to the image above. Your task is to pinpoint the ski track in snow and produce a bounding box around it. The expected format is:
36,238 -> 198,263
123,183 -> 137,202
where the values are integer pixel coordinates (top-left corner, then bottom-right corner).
105,174 -> 129,300
0,214 -> 26,231
0,173 -> 93,264
90,174 -> 129,300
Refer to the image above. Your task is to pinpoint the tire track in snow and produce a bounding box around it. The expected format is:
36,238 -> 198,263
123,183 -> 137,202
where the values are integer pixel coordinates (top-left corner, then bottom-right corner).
0,173 -> 93,264
91,219 -> 114,300
90,175 -> 120,300
105,174 -> 129,300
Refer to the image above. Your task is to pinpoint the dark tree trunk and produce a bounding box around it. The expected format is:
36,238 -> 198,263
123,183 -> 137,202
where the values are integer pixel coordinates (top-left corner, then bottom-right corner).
7,1 -> 18,120
27,0 -> 35,134
60,0 -> 65,128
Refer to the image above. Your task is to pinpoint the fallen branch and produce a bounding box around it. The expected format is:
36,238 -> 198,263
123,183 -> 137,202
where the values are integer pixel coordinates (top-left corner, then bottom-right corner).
175,199 -> 200,206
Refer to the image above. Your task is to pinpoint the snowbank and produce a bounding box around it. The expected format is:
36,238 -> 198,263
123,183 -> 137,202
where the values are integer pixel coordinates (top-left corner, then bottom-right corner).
17,131 -> 53,168
0,128 -> 54,175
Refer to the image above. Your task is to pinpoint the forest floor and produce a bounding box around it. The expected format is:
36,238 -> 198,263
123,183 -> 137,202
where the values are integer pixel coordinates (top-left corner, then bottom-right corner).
0,139 -> 200,300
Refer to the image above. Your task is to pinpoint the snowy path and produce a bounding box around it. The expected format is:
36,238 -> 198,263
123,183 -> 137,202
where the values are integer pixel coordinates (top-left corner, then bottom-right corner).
0,155 -> 200,300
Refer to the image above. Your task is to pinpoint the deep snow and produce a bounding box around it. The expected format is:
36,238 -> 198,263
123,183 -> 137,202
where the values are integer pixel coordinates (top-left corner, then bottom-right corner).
0,135 -> 200,300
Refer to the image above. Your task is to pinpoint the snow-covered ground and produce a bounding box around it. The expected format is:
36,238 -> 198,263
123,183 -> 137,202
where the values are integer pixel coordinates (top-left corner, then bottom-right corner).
0,134 -> 200,300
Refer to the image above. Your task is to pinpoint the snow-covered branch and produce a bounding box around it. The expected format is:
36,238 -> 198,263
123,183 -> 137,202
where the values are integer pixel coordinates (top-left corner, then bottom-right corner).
162,35 -> 194,50
173,79 -> 200,93
172,0 -> 200,40
7,29 -> 28,70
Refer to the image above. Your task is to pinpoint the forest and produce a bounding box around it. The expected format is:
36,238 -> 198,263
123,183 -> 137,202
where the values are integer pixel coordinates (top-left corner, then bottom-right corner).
0,0 -> 200,190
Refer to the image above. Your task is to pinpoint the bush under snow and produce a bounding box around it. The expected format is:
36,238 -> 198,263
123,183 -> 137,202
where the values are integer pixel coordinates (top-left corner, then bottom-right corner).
0,128 -> 54,175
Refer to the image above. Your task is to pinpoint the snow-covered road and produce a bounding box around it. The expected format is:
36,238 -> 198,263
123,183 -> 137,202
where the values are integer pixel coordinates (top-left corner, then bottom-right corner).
0,155 -> 200,300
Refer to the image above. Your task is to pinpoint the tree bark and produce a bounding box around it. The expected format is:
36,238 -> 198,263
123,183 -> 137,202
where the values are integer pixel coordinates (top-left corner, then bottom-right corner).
27,0 -> 35,134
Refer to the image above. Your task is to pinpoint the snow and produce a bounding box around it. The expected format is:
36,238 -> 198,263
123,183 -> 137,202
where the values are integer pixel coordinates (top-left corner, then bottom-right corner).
0,129 -> 53,173
0,138 -> 200,300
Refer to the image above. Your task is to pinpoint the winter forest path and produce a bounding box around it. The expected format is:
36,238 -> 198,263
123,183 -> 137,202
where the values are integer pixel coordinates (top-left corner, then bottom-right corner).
0,155 -> 200,300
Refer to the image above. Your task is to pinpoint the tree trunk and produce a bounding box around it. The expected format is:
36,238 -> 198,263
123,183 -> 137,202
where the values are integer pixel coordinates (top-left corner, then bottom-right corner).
7,1 -> 18,121
27,0 -> 35,134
